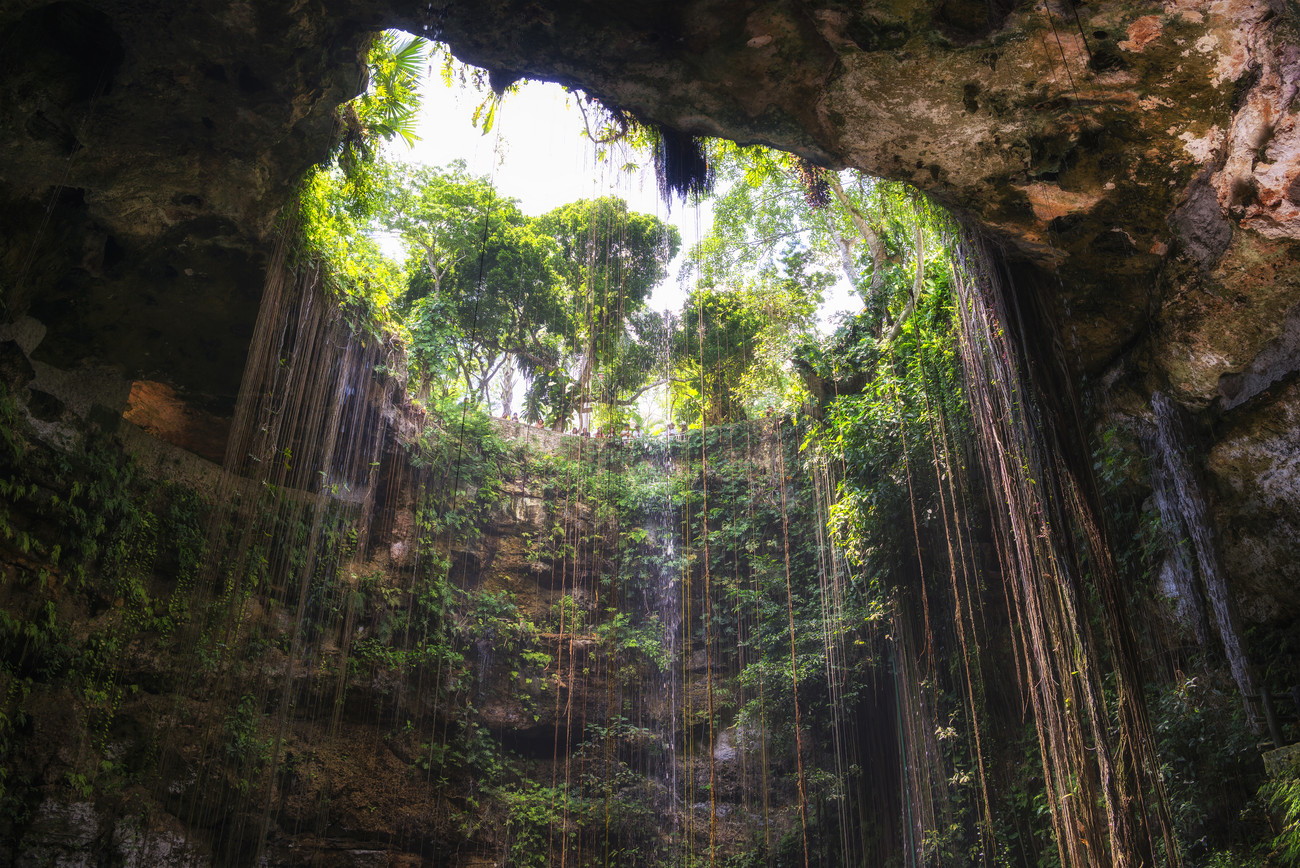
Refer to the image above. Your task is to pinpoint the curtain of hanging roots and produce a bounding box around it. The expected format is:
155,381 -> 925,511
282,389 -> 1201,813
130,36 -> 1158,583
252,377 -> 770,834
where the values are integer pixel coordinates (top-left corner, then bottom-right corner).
161,222 -> 415,861
136,190 -> 1188,868
916,323 -> 998,860
951,228 -> 1175,868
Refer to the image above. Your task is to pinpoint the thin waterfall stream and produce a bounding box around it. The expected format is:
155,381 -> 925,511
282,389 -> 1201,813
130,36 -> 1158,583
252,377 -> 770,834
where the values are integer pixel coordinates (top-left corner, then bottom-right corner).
645,437 -> 684,857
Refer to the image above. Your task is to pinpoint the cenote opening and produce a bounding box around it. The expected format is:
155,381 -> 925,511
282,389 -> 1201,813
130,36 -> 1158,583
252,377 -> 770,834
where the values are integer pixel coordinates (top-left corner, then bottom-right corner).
1,11 -> 1298,868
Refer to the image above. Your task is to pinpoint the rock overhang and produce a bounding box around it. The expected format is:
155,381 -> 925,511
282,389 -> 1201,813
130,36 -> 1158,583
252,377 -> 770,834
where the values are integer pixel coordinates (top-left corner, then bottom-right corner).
0,0 -> 1294,411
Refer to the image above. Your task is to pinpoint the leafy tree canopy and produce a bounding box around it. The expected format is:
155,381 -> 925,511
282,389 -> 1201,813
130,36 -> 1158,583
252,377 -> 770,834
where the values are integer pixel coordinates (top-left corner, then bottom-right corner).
530,197 -> 680,427
670,247 -> 827,426
387,163 -> 570,403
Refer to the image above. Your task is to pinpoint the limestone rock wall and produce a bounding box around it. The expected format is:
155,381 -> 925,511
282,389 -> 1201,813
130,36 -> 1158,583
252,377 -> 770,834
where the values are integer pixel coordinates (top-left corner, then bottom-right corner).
3,0 -> 1297,640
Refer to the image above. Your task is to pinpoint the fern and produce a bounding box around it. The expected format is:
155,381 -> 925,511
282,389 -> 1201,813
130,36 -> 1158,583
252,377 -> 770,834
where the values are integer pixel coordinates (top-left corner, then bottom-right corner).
1265,774 -> 1300,864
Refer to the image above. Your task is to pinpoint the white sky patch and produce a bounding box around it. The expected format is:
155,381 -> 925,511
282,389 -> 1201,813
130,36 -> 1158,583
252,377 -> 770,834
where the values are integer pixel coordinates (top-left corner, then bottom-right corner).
819,274 -> 861,334
380,64 -> 860,418
391,76 -> 710,314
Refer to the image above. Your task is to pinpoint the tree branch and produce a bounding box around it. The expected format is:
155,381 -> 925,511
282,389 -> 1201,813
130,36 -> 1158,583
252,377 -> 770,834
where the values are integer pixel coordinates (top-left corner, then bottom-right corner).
579,377 -> 688,411
835,234 -> 860,286
825,171 -> 888,306
885,219 -> 924,344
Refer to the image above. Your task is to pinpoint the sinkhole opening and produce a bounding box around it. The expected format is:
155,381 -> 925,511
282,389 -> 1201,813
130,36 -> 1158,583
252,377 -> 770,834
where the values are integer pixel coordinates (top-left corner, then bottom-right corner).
299,31 -> 940,440
5,21 -> 1293,868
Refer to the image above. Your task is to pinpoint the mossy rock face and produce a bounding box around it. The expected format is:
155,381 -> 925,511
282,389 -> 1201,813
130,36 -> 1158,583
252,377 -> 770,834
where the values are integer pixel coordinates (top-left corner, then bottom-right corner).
1265,742 -> 1300,779
0,0 -> 1294,396
1208,377 -> 1300,625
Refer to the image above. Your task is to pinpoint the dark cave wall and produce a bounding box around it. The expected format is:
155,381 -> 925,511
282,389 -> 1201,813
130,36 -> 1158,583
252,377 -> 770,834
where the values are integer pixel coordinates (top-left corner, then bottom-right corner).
0,0 -> 371,403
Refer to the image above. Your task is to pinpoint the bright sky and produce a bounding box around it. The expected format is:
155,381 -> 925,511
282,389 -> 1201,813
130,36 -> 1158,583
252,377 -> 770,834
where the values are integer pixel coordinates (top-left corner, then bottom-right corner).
397,77 -> 707,313
383,62 -> 860,420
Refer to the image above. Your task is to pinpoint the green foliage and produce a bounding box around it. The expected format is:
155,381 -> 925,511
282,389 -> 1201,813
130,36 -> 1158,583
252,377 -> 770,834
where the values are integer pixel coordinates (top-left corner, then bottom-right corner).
687,144 -> 924,317
675,143 -> 955,430
531,197 -> 680,424
285,128 -> 1021,868
0,390 -> 211,811
298,161 -> 408,324
296,32 -> 432,339
808,242 -> 963,581
685,143 -> 840,288
394,162 -> 570,401
1262,772 -> 1300,865
499,781 -> 585,868
671,251 -> 823,425
430,42 -> 522,135
409,395 -> 518,536
300,144 -> 681,428
1150,673 -> 1272,861
224,694 -> 271,774
335,31 -> 430,173
597,611 -> 668,671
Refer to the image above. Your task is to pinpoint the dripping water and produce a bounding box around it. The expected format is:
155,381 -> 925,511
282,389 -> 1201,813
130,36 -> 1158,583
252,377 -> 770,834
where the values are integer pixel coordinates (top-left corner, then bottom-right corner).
646,433 -> 685,859
1150,391 -> 1260,726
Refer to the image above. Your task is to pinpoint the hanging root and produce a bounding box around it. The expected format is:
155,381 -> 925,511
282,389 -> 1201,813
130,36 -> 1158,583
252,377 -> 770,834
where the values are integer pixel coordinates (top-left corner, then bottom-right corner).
793,158 -> 831,209
568,92 -> 713,203
653,125 -> 714,203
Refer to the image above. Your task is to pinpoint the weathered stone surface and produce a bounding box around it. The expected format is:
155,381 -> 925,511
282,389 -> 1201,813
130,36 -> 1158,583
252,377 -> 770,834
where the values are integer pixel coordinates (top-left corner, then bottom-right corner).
122,379 -> 231,463
1207,377 -> 1300,624
0,0 -> 367,399
15,799 -> 100,868
112,816 -> 211,868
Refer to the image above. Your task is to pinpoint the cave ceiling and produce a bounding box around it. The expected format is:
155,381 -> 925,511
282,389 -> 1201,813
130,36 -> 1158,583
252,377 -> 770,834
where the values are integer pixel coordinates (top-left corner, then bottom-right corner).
0,0 -> 1296,408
